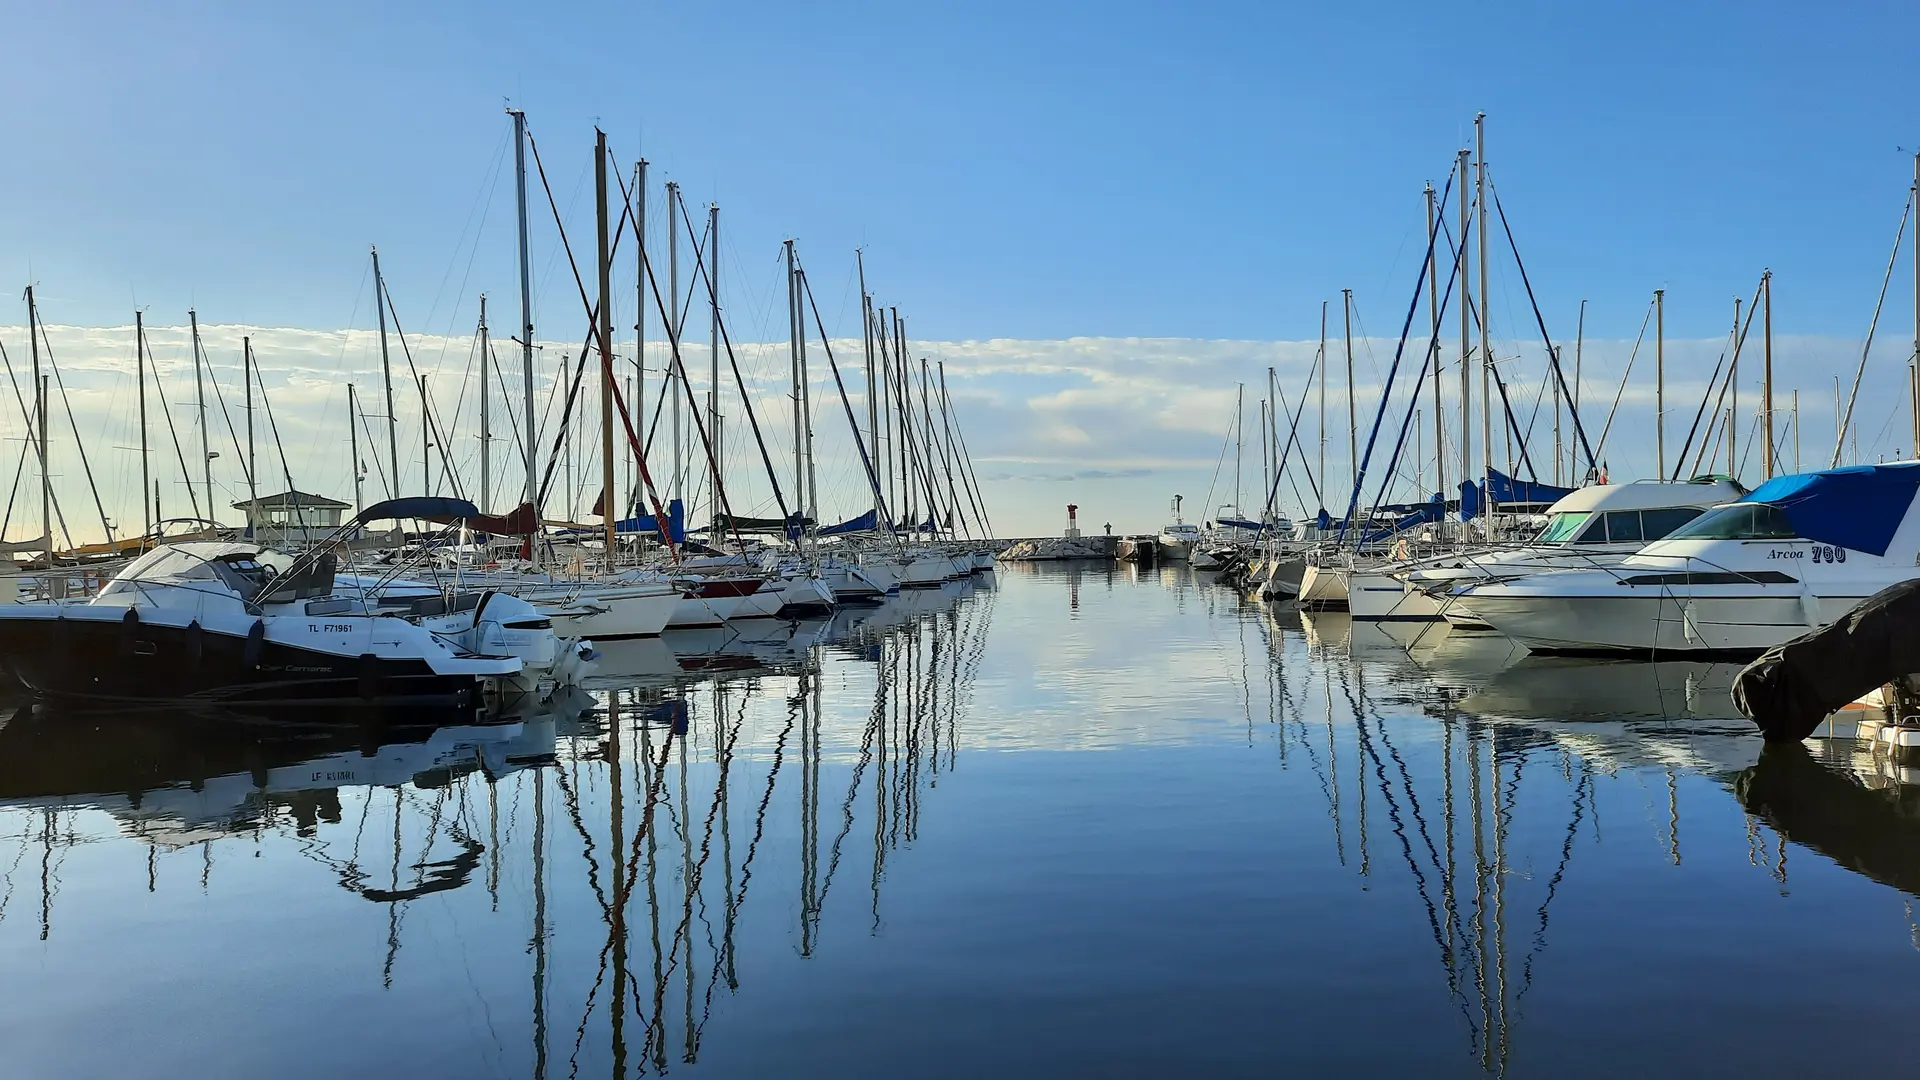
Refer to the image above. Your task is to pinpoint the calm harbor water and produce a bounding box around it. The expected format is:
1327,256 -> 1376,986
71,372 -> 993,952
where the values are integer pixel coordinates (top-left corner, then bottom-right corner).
1,562 -> 1916,1077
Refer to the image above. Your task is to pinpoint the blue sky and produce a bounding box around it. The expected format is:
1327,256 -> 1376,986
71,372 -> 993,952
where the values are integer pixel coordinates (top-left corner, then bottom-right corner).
3,1 -> 1919,538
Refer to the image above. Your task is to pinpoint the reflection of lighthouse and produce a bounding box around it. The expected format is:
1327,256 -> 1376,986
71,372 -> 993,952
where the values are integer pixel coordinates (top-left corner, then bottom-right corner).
1064,503 -> 1081,539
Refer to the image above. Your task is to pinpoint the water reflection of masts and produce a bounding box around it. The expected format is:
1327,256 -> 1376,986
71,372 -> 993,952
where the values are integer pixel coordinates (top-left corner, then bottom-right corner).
530,760 -> 548,1080
610,688 -> 628,1078
641,697 -> 667,1074
800,652 -> 821,956
1323,648 -> 1614,1075
818,631 -> 892,910
1335,654 -> 1370,879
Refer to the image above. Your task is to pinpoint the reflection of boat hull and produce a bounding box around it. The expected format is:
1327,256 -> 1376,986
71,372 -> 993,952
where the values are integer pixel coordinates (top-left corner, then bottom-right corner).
0,702 -> 586,849
1298,610 -> 1350,650
0,614 -> 479,706
585,636 -> 684,686
1463,657 -> 1747,723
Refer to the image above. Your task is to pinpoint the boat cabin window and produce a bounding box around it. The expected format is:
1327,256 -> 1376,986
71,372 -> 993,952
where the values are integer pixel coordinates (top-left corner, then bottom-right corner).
1571,510 -> 1641,543
1603,511 -> 1644,543
1640,506 -> 1705,540
1662,502 -> 1800,542
1564,506 -> 1709,545
1536,512 -> 1590,544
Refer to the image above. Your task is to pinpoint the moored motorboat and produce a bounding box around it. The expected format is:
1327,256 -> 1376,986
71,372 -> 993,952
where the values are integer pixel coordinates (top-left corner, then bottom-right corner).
1456,463 -> 1920,656
1349,478 -> 1745,622
0,537 -> 517,705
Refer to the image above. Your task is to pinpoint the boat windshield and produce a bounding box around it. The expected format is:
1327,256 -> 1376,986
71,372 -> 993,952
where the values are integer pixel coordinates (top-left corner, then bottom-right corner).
1660,502 -> 1801,542
116,546 -> 221,583
1535,511 -> 1591,544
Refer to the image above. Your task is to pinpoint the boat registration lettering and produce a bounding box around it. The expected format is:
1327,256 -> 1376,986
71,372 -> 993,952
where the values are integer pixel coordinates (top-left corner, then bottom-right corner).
311,623 -> 356,633
1766,549 -> 1804,560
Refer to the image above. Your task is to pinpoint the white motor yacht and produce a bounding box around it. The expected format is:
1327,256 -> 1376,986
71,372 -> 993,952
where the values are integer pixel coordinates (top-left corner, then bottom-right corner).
1156,495 -> 1201,561
1347,477 -> 1746,622
1453,463 -> 1920,656
1157,523 -> 1202,561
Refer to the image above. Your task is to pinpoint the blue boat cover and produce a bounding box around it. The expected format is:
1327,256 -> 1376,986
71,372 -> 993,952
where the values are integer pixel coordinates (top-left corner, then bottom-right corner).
1459,481 -> 1481,521
1360,495 -> 1446,544
356,496 -> 481,525
615,498 -> 685,542
1485,467 -> 1576,507
1216,516 -> 1265,531
1740,462 -> 1920,557
818,509 -> 879,536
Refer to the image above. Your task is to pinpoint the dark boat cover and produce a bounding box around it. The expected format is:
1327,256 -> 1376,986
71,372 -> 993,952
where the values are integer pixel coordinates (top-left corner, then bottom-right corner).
1732,577 -> 1920,741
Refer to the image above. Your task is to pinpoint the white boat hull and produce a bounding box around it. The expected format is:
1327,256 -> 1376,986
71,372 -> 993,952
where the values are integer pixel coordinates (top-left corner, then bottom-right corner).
1297,563 -> 1349,609
1347,571 -> 1447,621
536,585 -> 679,640
902,555 -> 950,589
1459,588 -> 1877,656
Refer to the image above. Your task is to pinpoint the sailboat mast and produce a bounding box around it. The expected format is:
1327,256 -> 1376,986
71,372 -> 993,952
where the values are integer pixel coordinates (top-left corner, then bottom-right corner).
1551,346 -> 1562,485
919,356 -> 950,537
1730,296 -> 1742,476
244,336 -> 257,519
635,159 -> 647,504
895,309 -> 914,528
1318,300 -> 1327,515
349,383 -> 364,513
1266,365 -> 1279,518
1426,181 -> 1444,508
38,375 -> 49,556
191,307 -> 211,520
595,130 -> 617,569
667,181 -> 682,508
420,374 -> 432,496
27,288 -> 48,556
1762,270 -> 1775,479
1234,382 -> 1244,515
1575,298 -> 1586,482
372,247 -> 399,498
1259,398 -> 1270,516
1457,148 -> 1472,501
1342,288 -> 1355,518
1475,114 -> 1492,488
709,203 -> 723,533
479,294 -> 491,509
786,240 -> 802,537
1913,150 -> 1919,459
136,310 -> 150,538
859,252 -> 880,517
509,107 -> 537,567
801,273 -> 819,532
1654,290 -> 1664,480
879,303 -> 898,525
